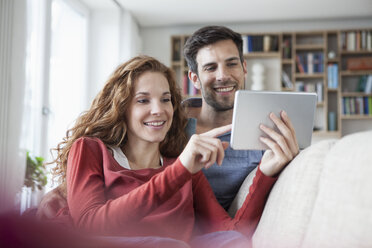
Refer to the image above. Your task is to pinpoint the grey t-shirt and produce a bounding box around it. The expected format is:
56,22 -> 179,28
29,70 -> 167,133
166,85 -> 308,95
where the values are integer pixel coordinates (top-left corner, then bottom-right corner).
186,117 -> 264,210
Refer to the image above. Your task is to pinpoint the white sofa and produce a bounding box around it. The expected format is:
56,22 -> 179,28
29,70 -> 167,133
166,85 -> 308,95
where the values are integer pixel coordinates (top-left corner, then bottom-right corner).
229,130 -> 372,248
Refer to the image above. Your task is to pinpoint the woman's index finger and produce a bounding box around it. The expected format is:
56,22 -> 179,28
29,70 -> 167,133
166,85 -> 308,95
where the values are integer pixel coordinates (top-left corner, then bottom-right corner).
200,124 -> 232,138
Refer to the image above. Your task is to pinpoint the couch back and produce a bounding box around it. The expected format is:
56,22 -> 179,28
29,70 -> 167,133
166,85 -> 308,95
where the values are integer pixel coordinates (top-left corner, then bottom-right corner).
251,130 -> 372,248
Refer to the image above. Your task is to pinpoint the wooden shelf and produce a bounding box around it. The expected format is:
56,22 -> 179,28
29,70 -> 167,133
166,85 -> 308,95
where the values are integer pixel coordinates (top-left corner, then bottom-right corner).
341,92 -> 372,97
340,70 -> 372,76
171,61 -> 182,66
340,50 -> 372,55
327,88 -> 339,92
341,115 -> 372,120
244,52 -> 280,58
294,73 -> 324,78
282,59 -> 293,64
327,58 -> 340,63
295,44 -> 325,50
281,87 -> 294,91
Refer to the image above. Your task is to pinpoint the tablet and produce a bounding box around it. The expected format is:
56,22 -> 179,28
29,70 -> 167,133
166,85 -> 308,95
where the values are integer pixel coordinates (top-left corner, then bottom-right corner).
230,90 -> 317,150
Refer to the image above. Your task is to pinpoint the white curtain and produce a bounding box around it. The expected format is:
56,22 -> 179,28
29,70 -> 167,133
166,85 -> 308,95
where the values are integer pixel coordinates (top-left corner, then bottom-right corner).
0,0 -> 28,212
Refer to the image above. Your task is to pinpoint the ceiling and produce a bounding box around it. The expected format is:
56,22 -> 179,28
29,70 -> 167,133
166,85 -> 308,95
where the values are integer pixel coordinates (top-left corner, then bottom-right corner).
82,0 -> 372,27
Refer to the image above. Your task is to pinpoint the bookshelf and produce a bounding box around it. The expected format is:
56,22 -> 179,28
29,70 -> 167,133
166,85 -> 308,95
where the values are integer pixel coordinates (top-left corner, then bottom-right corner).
170,35 -> 201,97
339,29 -> 372,135
170,28 -> 372,138
286,31 -> 328,135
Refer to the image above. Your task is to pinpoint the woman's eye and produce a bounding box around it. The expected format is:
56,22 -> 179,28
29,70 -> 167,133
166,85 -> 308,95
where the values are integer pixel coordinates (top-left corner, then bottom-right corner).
162,98 -> 171,103
137,99 -> 149,103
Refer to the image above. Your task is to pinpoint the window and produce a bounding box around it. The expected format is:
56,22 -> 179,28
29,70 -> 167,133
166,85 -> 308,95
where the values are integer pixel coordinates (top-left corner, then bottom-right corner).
47,0 -> 88,163
24,0 -> 89,192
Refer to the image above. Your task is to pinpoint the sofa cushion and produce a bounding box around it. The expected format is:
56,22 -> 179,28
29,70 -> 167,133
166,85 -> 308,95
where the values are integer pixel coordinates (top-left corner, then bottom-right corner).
228,167 -> 258,217
251,139 -> 337,248
301,131 -> 372,248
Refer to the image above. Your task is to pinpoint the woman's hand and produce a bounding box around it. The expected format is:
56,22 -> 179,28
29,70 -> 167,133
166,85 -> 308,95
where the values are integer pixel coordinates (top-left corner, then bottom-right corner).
179,124 -> 231,174
259,111 -> 299,177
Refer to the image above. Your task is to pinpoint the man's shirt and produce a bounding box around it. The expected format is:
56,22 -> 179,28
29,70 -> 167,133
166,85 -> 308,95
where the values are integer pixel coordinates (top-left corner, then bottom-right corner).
186,116 -> 264,210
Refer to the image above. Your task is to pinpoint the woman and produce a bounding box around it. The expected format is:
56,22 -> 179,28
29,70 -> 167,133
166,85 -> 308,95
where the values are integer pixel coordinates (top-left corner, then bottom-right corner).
50,55 -> 278,246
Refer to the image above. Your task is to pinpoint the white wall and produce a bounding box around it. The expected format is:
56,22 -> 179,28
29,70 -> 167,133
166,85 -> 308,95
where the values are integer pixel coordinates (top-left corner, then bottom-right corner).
120,9 -> 142,61
87,7 -> 141,105
87,9 -> 121,105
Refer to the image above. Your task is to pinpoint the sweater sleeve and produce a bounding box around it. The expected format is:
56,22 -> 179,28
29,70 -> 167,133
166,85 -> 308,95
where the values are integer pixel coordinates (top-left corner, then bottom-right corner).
191,163 -> 277,239
67,138 -> 192,234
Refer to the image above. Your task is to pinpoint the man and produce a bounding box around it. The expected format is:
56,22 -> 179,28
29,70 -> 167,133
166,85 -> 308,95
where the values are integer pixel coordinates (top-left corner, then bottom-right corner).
182,26 -> 298,210
37,25 -> 298,217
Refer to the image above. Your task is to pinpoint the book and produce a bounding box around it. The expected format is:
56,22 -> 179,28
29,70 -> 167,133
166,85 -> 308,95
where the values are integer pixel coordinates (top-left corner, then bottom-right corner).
367,31 -> 372,51
361,31 -> 367,50
263,35 -> 271,52
347,32 -> 356,51
295,81 -> 305,91
282,38 -> 291,59
357,75 -> 368,92
316,82 -> 323,102
281,70 -> 293,88
347,57 -> 372,71
242,35 -> 248,54
356,31 -> 361,51
307,53 -> 314,74
327,64 -> 338,89
356,97 -> 364,115
341,32 -> 347,50
332,64 -> 338,88
270,36 -> 279,51
364,75 -> 372,94
296,55 -> 305,73
247,36 -> 253,52
328,112 -> 337,131
327,64 -> 333,88
364,97 -> 369,114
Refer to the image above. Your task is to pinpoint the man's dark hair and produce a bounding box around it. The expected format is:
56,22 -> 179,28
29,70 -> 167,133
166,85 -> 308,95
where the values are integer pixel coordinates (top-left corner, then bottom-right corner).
183,26 -> 244,74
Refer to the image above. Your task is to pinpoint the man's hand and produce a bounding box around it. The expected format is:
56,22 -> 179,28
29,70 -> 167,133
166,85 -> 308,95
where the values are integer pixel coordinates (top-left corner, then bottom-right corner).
36,184 -> 67,220
259,111 -> 299,177
179,124 -> 231,174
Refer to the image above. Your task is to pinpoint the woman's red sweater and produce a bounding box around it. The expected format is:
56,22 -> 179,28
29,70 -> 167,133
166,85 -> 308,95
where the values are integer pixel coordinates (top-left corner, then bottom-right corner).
67,137 -> 276,242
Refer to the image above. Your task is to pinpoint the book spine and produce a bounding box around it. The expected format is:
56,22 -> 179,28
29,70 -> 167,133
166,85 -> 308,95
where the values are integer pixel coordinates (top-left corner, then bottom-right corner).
365,75 -> 372,94
328,111 -> 337,131
328,64 -> 333,88
364,97 -> 369,115
316,82 -> 323,102
307,53 -> 314,74
332,64 -> 338,88
263,35 -> 271,52
296,55 -> 305,73
242,35 -> 248,54
359,97 -> 364,115
367,31 -> 372,51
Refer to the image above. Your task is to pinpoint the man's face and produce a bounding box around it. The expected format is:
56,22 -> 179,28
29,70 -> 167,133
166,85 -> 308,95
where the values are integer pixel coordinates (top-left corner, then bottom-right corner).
191,39 -> 247,112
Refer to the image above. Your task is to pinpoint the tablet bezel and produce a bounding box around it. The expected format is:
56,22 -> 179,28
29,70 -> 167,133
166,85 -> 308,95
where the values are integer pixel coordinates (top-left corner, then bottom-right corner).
230,90 -> 317,150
